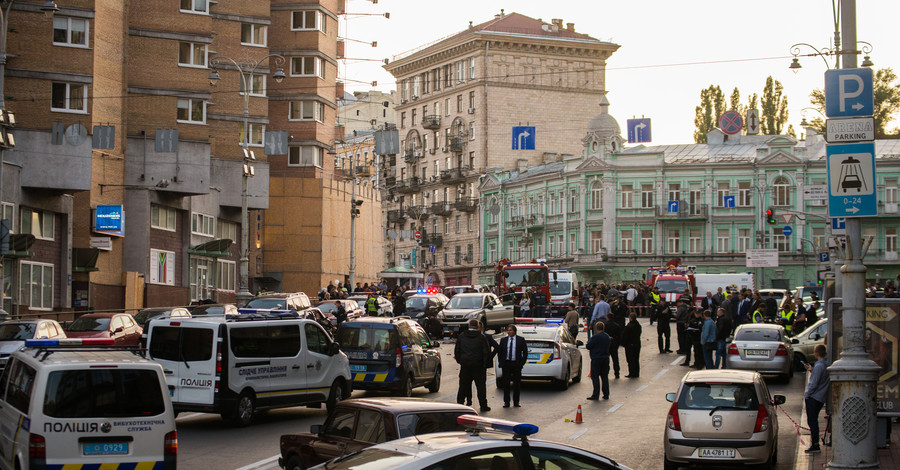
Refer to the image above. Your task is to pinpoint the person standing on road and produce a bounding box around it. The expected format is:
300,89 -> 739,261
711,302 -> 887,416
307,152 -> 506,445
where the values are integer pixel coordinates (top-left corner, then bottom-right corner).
622,312 -> 642,378
564,303 -> 580,340
605,311 -> 622,379
585,321 -> 611,400
590,295 -> 611,326
365,293 -> 379,316
700,310 -> 717,370
334,300 -> 347,327
454,318 -> 492,412
764,292 -> 778,322
656,299 -> 672,353
675,299 -> 691,354
715,307 -> 732,369
498,324 -> 528,408
683,308 -> 704,369
804,344 -> 830,454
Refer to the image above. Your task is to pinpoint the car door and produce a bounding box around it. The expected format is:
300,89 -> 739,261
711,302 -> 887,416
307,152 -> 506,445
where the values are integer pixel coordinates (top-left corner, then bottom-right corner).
414,326 -> 439,380
303,323 -> 335,400
493,294 -> 515,325
122,315 -> 141,345
309,407 -> 360,462
265,323 -> 305,406
110,315 -> 126,344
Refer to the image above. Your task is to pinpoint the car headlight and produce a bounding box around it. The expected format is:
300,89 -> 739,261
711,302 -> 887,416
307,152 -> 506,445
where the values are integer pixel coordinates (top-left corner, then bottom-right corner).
465,310 -> 482,319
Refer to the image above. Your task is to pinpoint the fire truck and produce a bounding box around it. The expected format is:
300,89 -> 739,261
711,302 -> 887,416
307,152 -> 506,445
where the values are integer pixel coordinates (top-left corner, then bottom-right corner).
495,259 -> 551,312
647,264 -> 697,304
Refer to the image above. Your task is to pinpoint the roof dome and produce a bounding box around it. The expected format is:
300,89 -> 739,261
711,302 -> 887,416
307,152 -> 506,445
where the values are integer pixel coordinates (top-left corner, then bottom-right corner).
587,95 -> 620,136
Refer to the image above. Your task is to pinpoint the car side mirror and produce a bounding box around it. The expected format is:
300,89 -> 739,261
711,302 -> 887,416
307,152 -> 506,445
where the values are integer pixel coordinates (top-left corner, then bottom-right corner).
328,342 -> 340,355
311,424 -> 323,434
791,338 -> 800,344
772,395 -> 786,406
666,392 -> 676,403
811,333 -> 820,341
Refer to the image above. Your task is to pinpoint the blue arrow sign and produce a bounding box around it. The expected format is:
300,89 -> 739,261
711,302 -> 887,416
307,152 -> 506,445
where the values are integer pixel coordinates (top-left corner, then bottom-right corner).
825,68 -> 874,118
723,195 -> 735,208
782,226 -> 793,237
668,200 -> 679,213
826,142 -> 877,217
512,126 -> 535,150
627,118 -> 652,143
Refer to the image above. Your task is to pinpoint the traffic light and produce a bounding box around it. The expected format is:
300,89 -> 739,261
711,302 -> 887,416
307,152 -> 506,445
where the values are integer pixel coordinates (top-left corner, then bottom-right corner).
765,208 -> 777,225
350,199 -> 363,217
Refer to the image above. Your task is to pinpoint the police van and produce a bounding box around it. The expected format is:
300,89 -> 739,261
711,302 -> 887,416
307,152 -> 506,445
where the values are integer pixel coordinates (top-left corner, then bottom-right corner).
147,313 -> 352,426
0,338 -> 177,470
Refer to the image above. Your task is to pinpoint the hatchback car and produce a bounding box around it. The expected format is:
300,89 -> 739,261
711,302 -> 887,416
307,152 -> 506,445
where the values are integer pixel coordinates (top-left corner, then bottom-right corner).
336,317 -> 441,396
664,369 -> 785,469
495,319 -> 583,390
134,307 -> 192,332
246,292 -> 311,311
727,323 -> 794,381
278,398 -> 476,470
0,319 -> 66,372
66,312 -> 142,346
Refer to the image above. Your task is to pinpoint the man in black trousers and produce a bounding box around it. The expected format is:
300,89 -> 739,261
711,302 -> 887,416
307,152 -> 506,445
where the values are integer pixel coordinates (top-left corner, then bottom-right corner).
655,299 -> 672,353
675,299 -> 691,354
497,324 -> 528,407
622,312 -> 642,378
455,318 -> 491,412
604,311 -> 622,379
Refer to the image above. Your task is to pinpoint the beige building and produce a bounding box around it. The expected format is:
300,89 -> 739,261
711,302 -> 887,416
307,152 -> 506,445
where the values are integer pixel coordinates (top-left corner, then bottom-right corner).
382,11 -> 619,287
337,90 -> 395,139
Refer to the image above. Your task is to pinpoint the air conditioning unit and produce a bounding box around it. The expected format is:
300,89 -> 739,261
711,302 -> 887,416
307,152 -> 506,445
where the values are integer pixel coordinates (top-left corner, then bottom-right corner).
400,98 -> 408,103
467,108 -> 475,114
429,148 -> 436,155
400,253 -> 410,259
441,147 -> 448,152
411,95 -> 419,100
414,151 -> 423,157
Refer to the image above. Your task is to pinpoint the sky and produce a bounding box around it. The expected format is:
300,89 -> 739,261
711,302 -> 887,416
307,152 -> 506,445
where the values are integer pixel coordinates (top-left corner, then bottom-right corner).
338,0 -> 900,145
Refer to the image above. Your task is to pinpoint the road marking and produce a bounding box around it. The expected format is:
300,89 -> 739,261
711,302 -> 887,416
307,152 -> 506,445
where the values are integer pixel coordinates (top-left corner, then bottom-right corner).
636,385 -> 648,392
568,428 -> 588,440
670,356 -> 684,366
235,455 -> 280,470
607,403 -> 623,413
651,369 -> 668,381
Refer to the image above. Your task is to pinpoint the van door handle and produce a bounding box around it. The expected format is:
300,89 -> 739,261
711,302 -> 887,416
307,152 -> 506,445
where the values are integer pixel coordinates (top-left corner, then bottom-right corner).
163,369 -> 174,375
292,365 -> 301,370
307,363 -> 315,369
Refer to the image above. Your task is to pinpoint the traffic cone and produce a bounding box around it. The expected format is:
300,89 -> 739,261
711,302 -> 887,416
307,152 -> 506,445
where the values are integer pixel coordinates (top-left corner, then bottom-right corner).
575,404 -> 583,424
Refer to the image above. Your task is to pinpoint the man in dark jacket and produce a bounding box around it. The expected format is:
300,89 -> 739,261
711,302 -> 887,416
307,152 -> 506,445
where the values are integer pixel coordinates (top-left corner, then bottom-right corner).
656,299 -> 673,353
764,292 -> 779,322
605,311 -> 622,379
454,318 -> 491,411
334,300 -> 347,326
683,309 -> 705,369
497,324 -> 528,407
715,307 -> 733,368
622,313 -> 642,378
585,321 -> 611,400
675,299 -> 691,354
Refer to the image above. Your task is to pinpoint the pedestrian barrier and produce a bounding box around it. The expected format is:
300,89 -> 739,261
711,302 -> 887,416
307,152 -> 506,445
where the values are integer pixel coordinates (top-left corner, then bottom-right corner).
777,405 -> 830,448
575,404 -> 583,424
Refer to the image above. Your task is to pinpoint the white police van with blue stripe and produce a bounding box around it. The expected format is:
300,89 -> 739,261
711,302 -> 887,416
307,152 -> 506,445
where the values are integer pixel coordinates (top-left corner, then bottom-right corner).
147,310 -> 351,426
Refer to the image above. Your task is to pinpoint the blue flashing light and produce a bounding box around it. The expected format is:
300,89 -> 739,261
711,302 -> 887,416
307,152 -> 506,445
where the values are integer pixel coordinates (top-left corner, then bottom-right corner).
25,339 -> 60,347
456,414 -> 539,436
543,318 -> 564,323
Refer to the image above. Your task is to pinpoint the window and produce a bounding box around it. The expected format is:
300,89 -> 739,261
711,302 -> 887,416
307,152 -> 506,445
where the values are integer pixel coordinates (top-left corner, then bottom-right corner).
240,123 -> 264,147
444,98 -> 450,116
292,10 -> 326,32
887,227 -> 898,254
773,176 -> 791,206
1,202 -> 14,232
53,17 -> 88,47
421,73 -> 430,94
668,229 -> 681,253
43,368 -> 165,419
641,184 -> 654,208
885,178 -> 898,204
469,122 -> 475,140
433,68 -> 441,91
557,235 -> 563,257
569,190 -> 578,213
469,57 -> 476,79
689,229 -> 702,253
217,260 -> 236,293
591,230 -> 603,254
668,183 -> 681,203
217,219 -> 237,242
716,182 -> 730,207
455,215 -> 461,233
291,56 -> 325,78
4,361 -> 36,414
717,229 -> 729,253
191,213 -> 215,237
400,112 -> 405,129
444,217 -> 449,235
773,228 -> 789,252
456,95 -> 462,113
468,91 -> 475,110
467,214 -> 473,232
620,184 -> 633,209
739,229 -> 751,252
20,262 -> 53,310
151,205 -> 176,231
177,98 -> 205,124
289,100 -> 325,122
355,409 -> 387,443
411,109 -> 417,126
240,74 -> 266,97
739,182 -> 752,206
589,186 -> 602,210
20,208 -> 54,240
620,230 -> 633,254
180,0 -> 208,14
289,146 -> 323,167
178,42 -> 207,67
50,82 -> 87,113
641,230 -> 653,254
241,23 -> 267,46
443,247 -> 449,266
455,246 -> 461,264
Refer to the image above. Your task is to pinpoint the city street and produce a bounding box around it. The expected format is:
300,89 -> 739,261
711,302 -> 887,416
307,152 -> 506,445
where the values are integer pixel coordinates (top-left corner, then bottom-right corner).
176,319 -> 806,470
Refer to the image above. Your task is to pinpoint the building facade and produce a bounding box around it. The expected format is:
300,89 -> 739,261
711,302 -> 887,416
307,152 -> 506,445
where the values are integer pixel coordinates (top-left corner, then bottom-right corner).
336,90 -> 395,139
382,11 -> 619,287
480,104 -> 900,288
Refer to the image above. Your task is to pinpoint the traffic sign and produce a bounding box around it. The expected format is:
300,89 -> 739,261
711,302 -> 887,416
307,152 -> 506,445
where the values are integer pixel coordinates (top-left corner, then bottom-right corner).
746,249 -> 778,268
782,213 -> 794,224
414,230 -> 422,240
667,200 -> 679,213
783,226 -> 793,237
803,184 -> 828,201
826,116 -> 875,143
831,217 -> 846,235
826,141 -> 877,217
723,195 -> 735,208
627,118 -> 652,143
819,252 -> 831,263
512,126 -> 535,150
746,109 -> 760,135
719,110 -> 743,135
825,68 -> 874,118
428,244 -> 436,253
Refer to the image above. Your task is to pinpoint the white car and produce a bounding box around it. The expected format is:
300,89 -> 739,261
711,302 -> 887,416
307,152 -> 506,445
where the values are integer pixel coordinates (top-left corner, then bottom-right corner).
495,318 -> 583,390
309,415 -> 632,470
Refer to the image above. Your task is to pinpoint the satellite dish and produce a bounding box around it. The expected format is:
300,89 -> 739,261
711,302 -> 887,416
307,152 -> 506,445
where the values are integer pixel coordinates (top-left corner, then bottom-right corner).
490,204 -> 500,216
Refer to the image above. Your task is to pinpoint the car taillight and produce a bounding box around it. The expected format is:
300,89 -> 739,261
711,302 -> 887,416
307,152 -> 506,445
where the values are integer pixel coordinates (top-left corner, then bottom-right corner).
728,343 -> 739,355
753,404 -> 770,433
775,344 -> 787,356
215,343 -> 223,373
164,430 -> 178,455
553,344 -> 561,360
29,433 -> 46,458
396,347 -> 403,367
666,402 -> 681,431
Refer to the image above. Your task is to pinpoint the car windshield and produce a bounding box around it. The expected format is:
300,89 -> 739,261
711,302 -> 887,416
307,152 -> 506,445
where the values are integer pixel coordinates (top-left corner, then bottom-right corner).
317,303 -> 337,314
503,267 -> 548,288
448,296 -> 483,310
336,326 -> 398,351
192,306 -> 226,316
656,279 -> 690,294
134,309 -> 168,324
0,323 -> 36,340
246,298 -> 286,309
68,317 -> 110,332
735,328 -> 782,342
550,280 -> 572,296
396,411 -> 470,437
406,297 -> 428,310
679,382 -> 759,410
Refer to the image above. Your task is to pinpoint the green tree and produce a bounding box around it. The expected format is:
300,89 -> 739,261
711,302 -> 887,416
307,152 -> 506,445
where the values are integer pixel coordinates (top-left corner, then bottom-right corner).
807,68 -> 900,138
730,87 -> 746,117
760,76 -> 789,135
694,85 -> 725,143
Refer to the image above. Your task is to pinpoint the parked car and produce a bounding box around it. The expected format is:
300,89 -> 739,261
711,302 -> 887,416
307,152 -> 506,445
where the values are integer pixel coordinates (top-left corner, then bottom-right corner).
316,299 -> 364,325
0,319 -> 66,372
300,307 -> 338,337
495,318 -> 583,390
793,285 -> 823,307
664,369 -> 784,469
726,323 -> 794,381
278,398 -> 476,470
791,318 -> 827,369
134,306 -> 192,331
336,316 -> 441,396
441,292 -> 513,335
349,294 -> 394,316
405,294 -> 450,337
246,292 -> 311,311
66,312 -> 142,346
190,303 -> 240,318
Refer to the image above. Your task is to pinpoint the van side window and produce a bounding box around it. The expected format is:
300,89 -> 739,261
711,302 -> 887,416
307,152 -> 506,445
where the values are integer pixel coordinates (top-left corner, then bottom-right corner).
396,322 -> 416,347
305,323 -> 330,355
149,326 -> 214,362
231,326 -> 269,358
5,360 -> 36,414
268,325 -> 302,357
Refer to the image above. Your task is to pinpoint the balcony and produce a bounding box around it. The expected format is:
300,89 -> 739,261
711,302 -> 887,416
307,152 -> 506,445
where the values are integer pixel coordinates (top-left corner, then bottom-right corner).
384,176 -> 397,188
441,167 -> 470,184
356,164 -> 372,177
509,215 -> 526,229
526,213 -> 544,229
387,210 -> 406,224
449,136 -> 466,153
395,177 -> 421,193
431,201 -> 453,216
422,234 -> 443,247
455,197 -> 477,212
421,115 -> 441,130
386,155 -> 396,166
403,150 -> 423,163
404,204 -> 428,219
655,202 -> 708,219
878,201 -> 900,217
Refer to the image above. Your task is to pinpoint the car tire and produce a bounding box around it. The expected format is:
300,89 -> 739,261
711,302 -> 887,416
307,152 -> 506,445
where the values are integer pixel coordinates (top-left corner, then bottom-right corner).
557,366 -> 570,390
663,455 -> 678,470
401,375 -> 414,397
232,392 -> 255,427
326,380 -> 345,414
759,447 -> 777,469
793,353 -> 807,371
427,367 -> 441,393
285,455 -> 304,470
572,360 -> 582,383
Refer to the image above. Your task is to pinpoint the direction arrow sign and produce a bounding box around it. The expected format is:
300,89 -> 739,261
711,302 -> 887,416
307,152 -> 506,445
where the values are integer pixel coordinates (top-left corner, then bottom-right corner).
627,118 -> 652,143
782,226 -> 793,237
803,184 -> 828,201
825,68 -> 874,118
866,306 -> 898,323
827,142 -> 877,217
746,109 -> 760,135
512,126 -> 535,150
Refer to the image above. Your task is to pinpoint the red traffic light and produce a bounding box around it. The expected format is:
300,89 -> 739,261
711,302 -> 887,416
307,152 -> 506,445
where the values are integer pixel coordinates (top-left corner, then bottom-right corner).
765,208 -> 776,225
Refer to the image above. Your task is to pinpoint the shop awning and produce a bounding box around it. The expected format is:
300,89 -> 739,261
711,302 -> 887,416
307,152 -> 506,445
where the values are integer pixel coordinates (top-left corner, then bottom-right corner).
72,247 -> 100,272
188,239 -> 233,258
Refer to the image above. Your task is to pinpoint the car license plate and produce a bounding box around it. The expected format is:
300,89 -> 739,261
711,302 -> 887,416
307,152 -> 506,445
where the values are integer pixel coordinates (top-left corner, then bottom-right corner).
746,349 -> 768,357
527,353 -> 540,360
350,364 -> 366,372
698,448 -> 735,458
83,442 -> 128,456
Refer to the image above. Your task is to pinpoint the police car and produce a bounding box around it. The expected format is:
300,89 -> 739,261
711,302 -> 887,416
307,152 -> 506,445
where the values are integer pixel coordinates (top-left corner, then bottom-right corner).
307,415 -> 631,470
495,318 -> 583,390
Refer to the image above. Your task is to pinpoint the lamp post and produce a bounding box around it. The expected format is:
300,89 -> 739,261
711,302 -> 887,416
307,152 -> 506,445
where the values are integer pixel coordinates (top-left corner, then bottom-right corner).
208,53 -> 285,304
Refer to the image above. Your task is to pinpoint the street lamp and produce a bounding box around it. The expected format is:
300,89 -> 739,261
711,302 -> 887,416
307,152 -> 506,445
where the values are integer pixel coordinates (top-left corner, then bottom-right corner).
208,53 -> 285,304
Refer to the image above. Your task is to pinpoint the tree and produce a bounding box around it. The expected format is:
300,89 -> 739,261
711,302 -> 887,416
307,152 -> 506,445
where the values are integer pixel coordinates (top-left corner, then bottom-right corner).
760,76 -> 789,135
807,68 -> 900,138
693,85 -> 725,143
730,88 -> 746,117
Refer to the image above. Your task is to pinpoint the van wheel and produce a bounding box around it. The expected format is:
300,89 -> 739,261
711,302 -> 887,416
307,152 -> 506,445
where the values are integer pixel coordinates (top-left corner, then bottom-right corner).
400,375 -> 414,397
326,380 -> 345,414
285,455 -> 304,470
427,367 -> 441,393
232,392 -> 255,427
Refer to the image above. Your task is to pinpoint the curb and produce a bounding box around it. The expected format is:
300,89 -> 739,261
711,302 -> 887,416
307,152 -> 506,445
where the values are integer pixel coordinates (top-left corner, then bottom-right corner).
794,373 -> 812,470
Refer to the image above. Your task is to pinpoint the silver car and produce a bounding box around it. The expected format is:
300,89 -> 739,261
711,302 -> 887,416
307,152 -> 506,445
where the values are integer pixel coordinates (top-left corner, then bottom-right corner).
792,318 -> 827,367
495,321 -> 583,390
0,319 -> 67,371
727,323 -> 794,381
664,370 -> 784,469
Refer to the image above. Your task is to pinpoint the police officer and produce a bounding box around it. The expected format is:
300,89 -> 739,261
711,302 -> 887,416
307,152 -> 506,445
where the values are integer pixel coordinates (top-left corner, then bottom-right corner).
649,287 -> 661,325
605,311 -> 622,379
752,304 -> 767,323
334,300 -> 347,326
780,303 -> 796,335
656,299 -> 673,353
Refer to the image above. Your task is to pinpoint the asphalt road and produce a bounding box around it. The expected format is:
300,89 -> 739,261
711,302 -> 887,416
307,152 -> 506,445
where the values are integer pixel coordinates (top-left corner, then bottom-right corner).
175,320 -> 806,470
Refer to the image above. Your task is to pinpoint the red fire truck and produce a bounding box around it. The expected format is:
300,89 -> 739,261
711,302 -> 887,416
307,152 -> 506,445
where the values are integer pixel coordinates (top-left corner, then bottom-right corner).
495,259 -> 551,306
646,260 -> 697,304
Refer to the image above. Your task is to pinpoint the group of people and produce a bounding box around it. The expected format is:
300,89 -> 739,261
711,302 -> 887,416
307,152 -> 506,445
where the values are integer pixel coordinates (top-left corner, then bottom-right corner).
453,319 -> 528,411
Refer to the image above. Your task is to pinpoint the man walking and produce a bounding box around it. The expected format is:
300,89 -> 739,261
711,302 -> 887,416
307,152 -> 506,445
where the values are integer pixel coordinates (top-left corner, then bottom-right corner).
498,324 -> 527,407
622,313 -> 642,378
656,299 -> 672,353
585,321 -> 611,400
804,345 -> 830,454
564,303 -> 580,340
455,318 -> 491,412
605,311 -> 622,379
715,307 -> 732,369
700,310 -> 717,370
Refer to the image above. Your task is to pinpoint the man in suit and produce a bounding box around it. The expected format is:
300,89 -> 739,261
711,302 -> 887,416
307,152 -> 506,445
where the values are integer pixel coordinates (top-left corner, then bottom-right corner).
737,292 -> 753,328
498,324 -> 528,407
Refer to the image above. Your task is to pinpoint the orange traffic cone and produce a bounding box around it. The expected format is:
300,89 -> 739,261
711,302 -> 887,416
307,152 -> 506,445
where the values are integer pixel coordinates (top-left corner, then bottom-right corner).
575,404 -> 583,424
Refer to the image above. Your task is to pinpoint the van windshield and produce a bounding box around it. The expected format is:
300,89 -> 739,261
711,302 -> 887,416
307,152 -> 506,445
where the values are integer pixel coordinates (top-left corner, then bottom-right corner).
337,326 -> 398,351
550,280 -> 572,296
43,369 -> 166,418
149,326 -> 214,362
